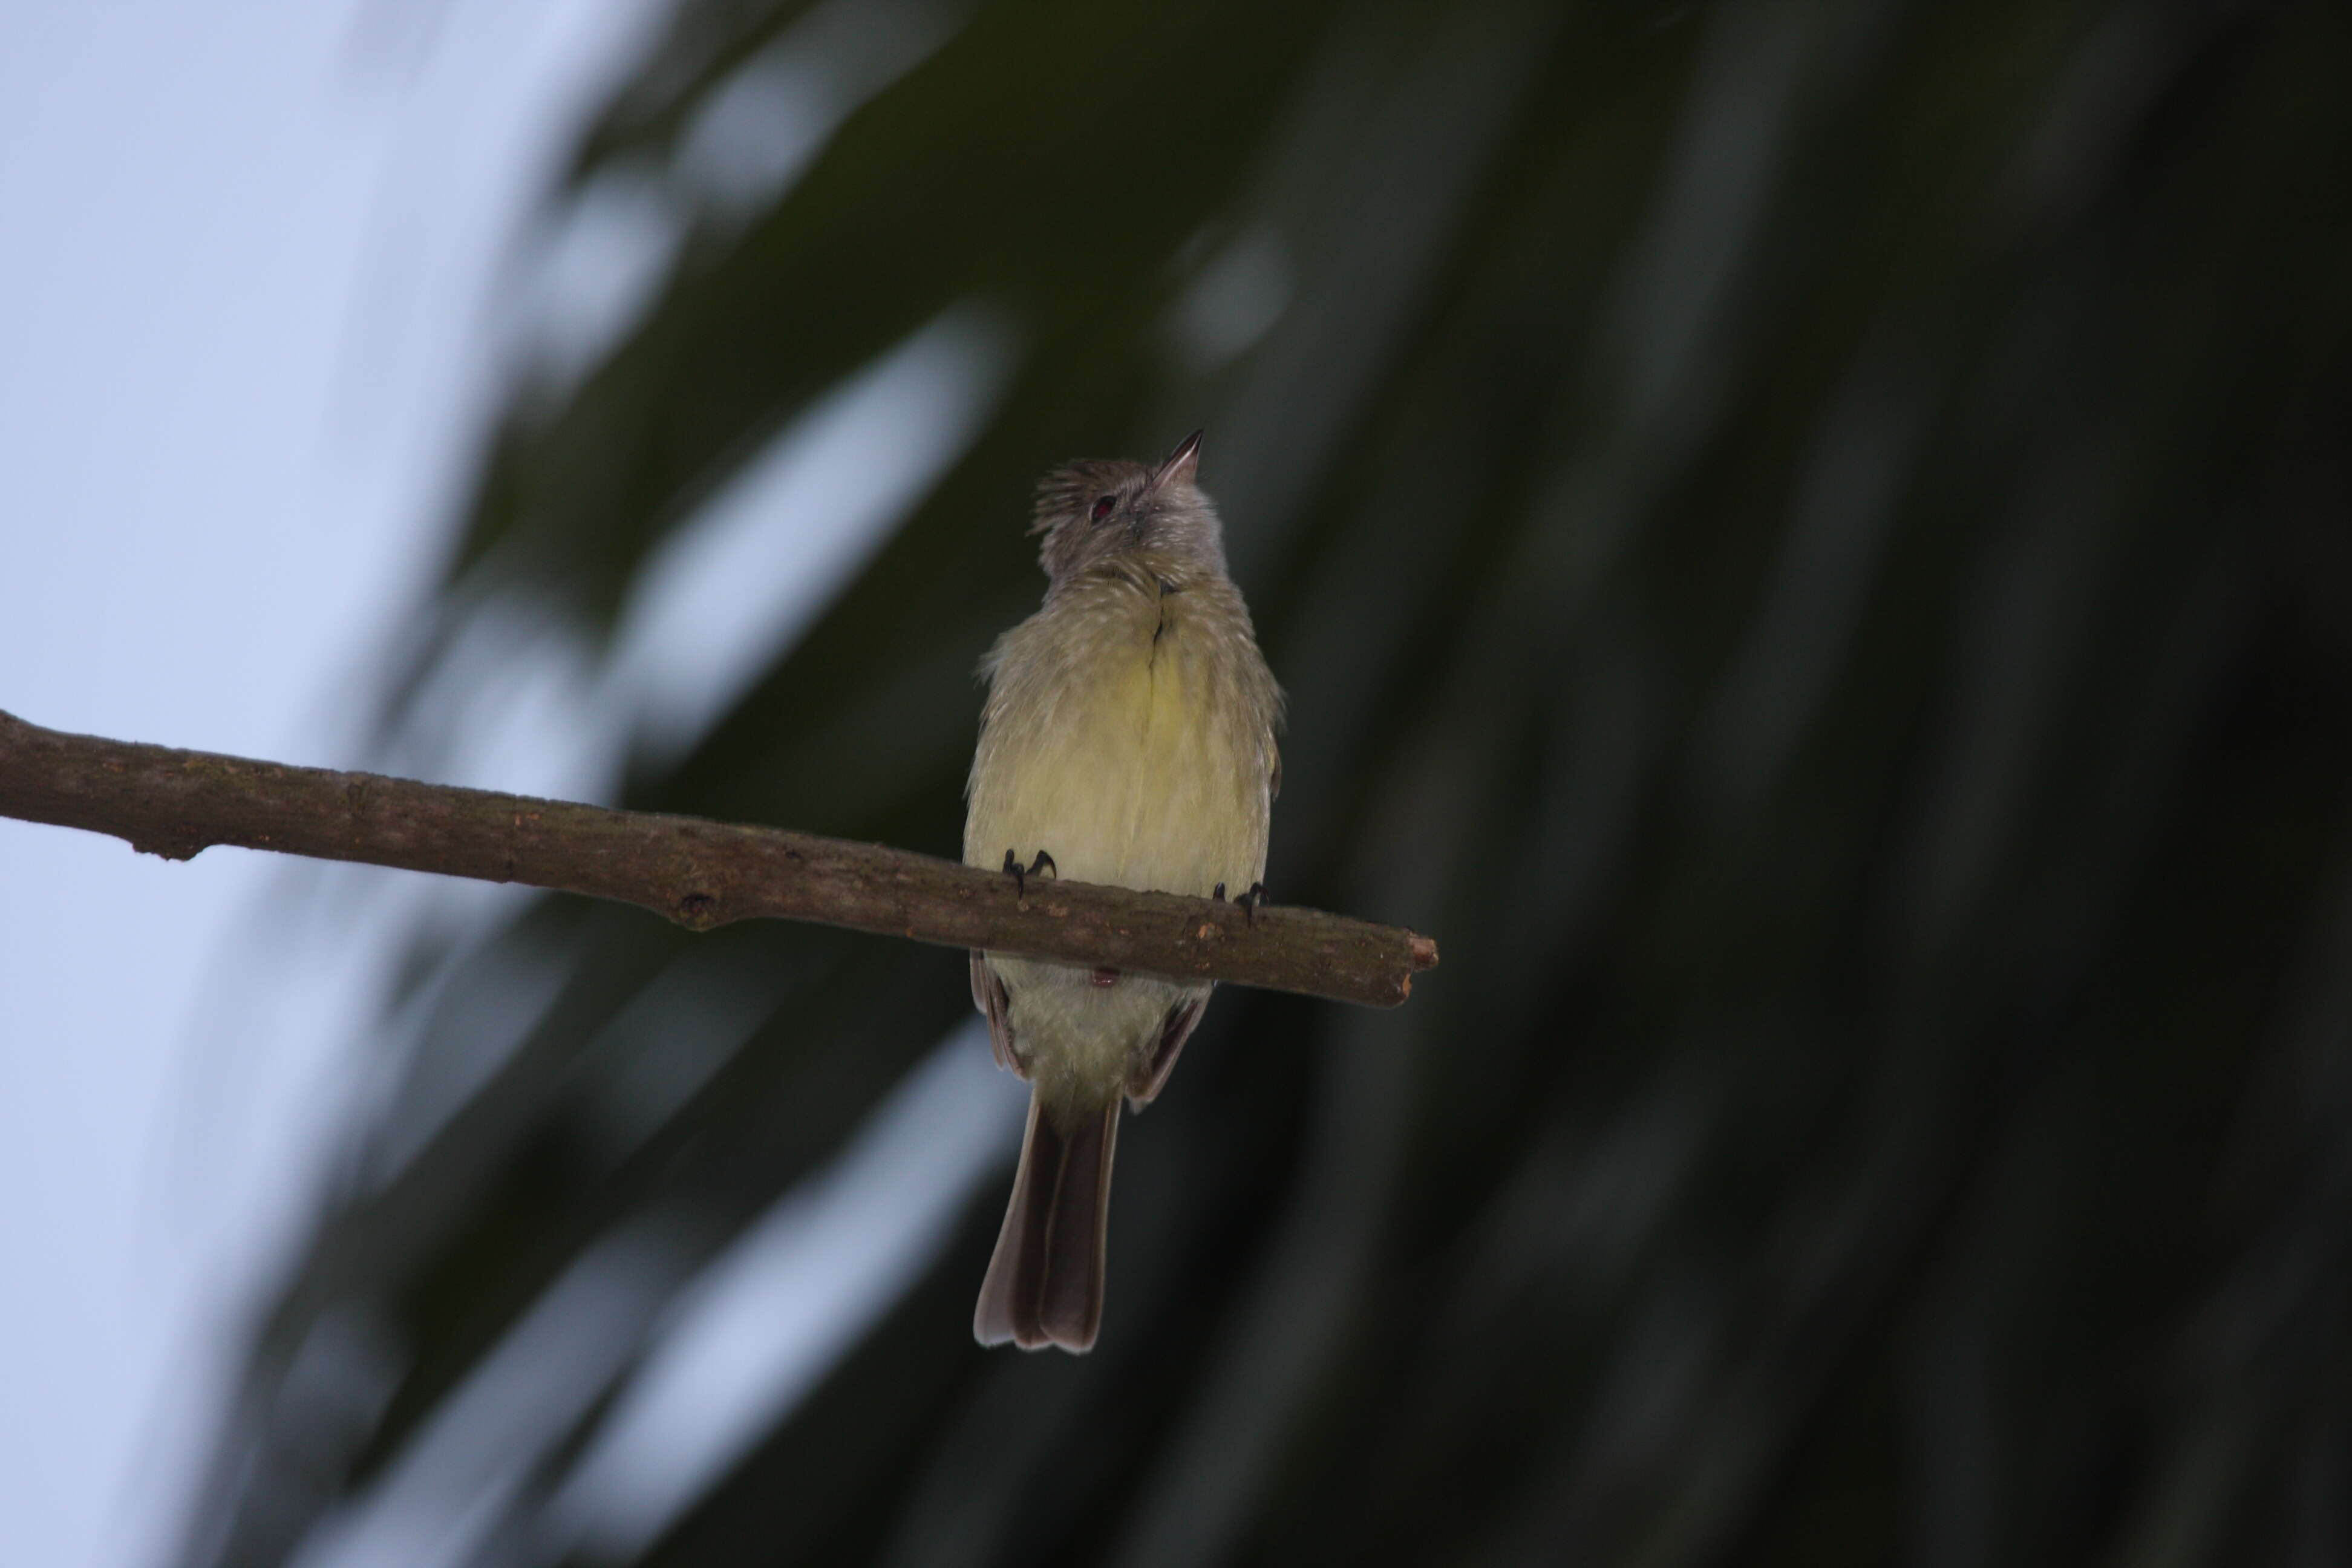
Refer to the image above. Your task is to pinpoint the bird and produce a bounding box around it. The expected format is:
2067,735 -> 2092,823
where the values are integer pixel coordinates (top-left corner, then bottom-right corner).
963,431 -> 1282,1352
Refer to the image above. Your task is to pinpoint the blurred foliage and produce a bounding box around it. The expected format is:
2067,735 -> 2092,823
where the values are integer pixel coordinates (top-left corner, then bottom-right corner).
183,0 -> 2352,1563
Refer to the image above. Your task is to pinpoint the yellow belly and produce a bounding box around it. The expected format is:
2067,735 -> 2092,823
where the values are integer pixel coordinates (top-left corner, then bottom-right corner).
964,567 -> 1275,1109
965,583 -> 1267,902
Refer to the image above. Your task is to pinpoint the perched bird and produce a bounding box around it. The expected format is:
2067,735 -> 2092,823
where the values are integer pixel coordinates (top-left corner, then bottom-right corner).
964,432 -> 1282,1352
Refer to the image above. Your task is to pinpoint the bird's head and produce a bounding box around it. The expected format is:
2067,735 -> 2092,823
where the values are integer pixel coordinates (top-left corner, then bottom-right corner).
1030,431 -> 1226,587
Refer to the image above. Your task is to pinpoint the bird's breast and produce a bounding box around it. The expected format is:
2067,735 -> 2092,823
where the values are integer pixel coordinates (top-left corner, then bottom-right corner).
965,573 -> 1270,900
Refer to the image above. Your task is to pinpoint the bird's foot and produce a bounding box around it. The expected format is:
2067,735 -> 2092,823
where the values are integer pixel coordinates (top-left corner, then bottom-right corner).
1000,848 -> 1058,898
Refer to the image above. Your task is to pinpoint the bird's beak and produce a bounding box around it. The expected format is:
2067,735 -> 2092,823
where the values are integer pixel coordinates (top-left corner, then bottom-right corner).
1152,430 -> 1203,489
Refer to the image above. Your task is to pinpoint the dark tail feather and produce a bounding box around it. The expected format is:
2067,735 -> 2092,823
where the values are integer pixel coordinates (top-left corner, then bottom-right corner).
974,1094 -> 1119,1353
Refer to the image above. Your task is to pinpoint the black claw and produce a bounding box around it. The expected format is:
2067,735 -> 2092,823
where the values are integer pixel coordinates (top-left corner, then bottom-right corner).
1237,881 -> 1269,924
1001,848 -> 1025,898
1212,883 -> 1226,902
1028,849 -> 1057,881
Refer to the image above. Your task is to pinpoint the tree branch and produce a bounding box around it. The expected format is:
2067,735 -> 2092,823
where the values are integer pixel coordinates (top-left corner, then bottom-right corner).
0,710 -> 1436,1008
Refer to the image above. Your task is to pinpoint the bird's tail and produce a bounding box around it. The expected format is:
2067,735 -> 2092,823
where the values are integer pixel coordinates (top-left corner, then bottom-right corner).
974,1092 -> 1119,1353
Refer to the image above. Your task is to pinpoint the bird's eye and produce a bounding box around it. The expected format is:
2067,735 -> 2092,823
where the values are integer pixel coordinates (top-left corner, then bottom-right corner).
1090,494 -> 1117,523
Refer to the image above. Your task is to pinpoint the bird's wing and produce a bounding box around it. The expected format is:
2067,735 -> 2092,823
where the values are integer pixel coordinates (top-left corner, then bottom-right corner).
971,950 -> 1022,1074
1125,988 -> 1210,1110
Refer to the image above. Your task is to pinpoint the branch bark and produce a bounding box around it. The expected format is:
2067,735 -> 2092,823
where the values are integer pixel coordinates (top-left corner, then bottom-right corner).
0,710 -> 1436,1008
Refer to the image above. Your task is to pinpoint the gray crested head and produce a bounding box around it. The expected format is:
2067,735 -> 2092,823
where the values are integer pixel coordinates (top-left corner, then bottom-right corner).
1031,431 -> 1229,587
